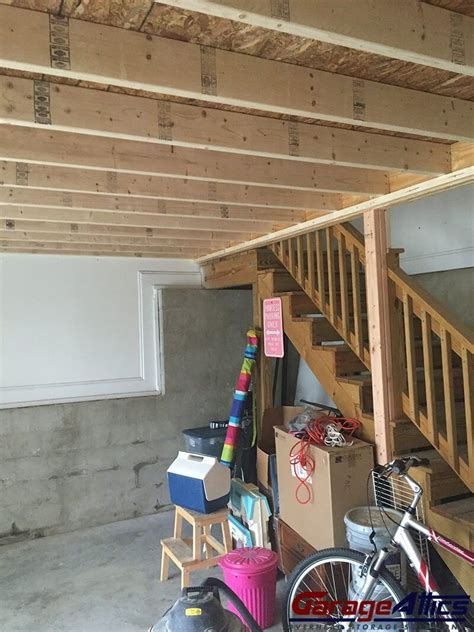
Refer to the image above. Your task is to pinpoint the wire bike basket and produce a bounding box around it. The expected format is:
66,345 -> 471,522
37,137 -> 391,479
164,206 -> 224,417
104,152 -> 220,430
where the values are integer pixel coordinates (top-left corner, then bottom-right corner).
372,468 -> 432,591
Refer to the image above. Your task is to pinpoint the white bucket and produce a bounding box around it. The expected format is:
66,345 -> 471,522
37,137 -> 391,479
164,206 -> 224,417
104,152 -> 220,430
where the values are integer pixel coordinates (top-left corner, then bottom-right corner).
344,506 -> 400,554
344,506 -> 404,597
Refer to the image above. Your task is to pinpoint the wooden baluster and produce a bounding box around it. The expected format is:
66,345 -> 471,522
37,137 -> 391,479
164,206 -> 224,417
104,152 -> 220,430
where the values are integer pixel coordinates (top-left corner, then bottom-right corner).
288,237 -> 295,274
296,235 -> 304,285
461,346 -> 473,485
279,240 -> 285,264
420,310 -> 438,446
338,233 -> 349,338
316,230 -> 326,313
440,327 -> 459,470
350,244 -> 363,357
326,227 -> 336,323
306,232 -> 315,300
403,291 -> 419,426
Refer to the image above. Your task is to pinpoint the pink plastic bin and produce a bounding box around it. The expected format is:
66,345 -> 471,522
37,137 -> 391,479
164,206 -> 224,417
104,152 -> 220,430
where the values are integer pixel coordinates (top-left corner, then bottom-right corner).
219,547 -> 279,629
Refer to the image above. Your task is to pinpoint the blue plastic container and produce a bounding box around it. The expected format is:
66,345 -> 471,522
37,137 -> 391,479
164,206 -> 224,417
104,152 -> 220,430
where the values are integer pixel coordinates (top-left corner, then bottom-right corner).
167,451 -> 231,513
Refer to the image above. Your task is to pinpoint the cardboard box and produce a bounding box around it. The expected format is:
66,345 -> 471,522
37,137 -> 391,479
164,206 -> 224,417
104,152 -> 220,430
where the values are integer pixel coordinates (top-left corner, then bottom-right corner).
256,406 -> 303,490
275,426 -> 374,551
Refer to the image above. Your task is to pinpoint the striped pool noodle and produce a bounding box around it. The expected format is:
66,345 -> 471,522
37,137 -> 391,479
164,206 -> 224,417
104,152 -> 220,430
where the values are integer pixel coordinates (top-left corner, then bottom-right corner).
220,329 -> 258,468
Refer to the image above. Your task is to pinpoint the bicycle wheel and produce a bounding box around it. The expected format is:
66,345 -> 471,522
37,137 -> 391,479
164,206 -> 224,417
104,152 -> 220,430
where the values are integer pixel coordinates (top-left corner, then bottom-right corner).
282,547 -> 415,631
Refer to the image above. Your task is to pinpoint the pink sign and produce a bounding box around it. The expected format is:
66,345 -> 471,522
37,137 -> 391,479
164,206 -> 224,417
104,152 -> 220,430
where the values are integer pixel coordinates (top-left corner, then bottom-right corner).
263,297 -> 284,358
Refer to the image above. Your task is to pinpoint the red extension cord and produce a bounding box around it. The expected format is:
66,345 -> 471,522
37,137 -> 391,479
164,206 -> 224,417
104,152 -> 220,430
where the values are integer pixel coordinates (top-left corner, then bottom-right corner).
289,416 -> 362,505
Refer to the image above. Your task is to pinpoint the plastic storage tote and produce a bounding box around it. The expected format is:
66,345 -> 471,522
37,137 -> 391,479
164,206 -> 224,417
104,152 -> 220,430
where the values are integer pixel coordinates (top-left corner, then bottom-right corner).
182,425 -> 227,458
219,547 -> 278,629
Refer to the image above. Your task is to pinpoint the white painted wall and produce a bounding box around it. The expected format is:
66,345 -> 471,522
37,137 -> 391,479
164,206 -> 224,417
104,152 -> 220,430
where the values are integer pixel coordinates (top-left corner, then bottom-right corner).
390,184 -> 473,274
0,254 -> 201,408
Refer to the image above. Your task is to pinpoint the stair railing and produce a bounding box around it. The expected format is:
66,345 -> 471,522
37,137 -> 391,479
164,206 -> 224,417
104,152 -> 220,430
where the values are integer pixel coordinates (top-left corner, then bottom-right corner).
270,222 -> 473,490
272,223 -> 371,368
388,267 -> 474,489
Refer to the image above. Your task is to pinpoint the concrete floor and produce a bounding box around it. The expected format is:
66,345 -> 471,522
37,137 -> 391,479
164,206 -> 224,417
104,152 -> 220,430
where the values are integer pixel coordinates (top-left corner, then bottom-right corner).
0,511 -> 284,631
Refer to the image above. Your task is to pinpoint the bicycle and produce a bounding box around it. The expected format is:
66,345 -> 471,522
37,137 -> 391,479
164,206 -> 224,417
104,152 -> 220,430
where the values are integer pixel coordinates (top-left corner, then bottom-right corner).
282,455 -> 474,631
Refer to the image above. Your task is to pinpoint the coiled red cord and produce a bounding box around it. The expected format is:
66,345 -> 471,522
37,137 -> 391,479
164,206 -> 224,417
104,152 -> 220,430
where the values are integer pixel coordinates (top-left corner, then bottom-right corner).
289,416 -> 361,505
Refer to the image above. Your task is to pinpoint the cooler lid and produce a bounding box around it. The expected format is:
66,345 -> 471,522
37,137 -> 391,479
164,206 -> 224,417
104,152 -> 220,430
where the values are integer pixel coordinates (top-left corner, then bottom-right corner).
219,547 -> 278,573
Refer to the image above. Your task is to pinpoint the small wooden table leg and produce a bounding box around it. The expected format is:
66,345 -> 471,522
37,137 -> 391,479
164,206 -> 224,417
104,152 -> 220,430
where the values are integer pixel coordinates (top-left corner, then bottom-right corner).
192,522 -> 202,561
160,547 -> 169,582
174,509 -> 183,539
221,519 -> 232,553
182,568 -> 190,589
203,525 -> 212,559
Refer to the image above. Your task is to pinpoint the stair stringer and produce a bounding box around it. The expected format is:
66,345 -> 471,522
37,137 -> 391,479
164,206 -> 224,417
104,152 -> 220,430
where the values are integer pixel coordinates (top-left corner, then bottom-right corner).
258,271 -> 374,443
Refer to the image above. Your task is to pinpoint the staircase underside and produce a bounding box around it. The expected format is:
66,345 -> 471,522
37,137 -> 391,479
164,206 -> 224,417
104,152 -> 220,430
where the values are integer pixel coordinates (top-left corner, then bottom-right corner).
257,262 -> 473,595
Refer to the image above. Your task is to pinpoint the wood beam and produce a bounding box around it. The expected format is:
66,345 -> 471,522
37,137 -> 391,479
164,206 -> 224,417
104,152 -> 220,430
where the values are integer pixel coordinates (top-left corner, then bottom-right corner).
0,240 -> 210,254
0,244 -> 201,258
162,0 -> 474,76
0,220 -> 235,244
196,167 -> 474,262
0,188 -> 304,224
0,206 -> 276,235
364,209 -> 394,463
0,230 -> 228,250
202,250 -> 258,288
0,5 -> 472,141
451,141 -> 474,170
0,119 -> 451,179
0,162 -> 341,211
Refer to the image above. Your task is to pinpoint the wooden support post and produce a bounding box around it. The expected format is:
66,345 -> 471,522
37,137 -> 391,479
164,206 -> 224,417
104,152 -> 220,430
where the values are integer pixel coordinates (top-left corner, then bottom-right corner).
364,209 -> 398,463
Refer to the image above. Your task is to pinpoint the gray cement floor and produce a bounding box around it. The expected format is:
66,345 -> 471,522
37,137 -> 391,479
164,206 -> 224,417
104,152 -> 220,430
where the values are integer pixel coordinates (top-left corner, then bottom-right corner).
0,511 -> 284,631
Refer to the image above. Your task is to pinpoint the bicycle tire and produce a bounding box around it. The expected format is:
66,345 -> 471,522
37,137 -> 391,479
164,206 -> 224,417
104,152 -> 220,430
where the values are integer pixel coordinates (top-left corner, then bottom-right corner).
282,547 -> 416,631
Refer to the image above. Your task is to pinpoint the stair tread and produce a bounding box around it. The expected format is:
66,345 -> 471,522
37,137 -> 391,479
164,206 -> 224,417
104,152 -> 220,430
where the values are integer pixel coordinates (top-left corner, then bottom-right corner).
431,497 -> 474,527
338,374 -> 372,386
410,448 -> 469,472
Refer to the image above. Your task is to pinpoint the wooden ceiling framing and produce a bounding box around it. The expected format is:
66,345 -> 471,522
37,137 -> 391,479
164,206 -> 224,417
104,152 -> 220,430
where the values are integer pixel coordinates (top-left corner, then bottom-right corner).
0,0 -> 473,260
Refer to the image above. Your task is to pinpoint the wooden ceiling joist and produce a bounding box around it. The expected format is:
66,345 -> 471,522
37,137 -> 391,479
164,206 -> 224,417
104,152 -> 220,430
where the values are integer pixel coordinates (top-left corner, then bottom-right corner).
0,77 -> 451,177
0,220 -> 238,244
0,248 -> 200,259
0,206 -> 279,236
0,162 -> 341,211
0,241 -> 205,257
0,230 -> 233,250
161,0 -> 474,76
197,166 -> 474,262
0,5 -> 472,141
0,188 -> 305,223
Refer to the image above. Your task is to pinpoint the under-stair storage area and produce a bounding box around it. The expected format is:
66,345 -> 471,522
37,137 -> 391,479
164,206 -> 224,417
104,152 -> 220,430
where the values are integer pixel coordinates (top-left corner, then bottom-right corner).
1,2 -> 473,630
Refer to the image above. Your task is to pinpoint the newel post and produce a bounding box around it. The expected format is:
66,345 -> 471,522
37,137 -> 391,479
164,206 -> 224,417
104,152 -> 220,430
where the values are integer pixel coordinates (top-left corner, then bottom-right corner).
364,209 -> 403,464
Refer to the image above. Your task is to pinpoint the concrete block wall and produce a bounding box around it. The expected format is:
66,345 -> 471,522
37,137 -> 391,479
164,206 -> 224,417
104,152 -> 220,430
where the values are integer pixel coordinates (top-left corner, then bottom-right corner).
0,288 -> 252,542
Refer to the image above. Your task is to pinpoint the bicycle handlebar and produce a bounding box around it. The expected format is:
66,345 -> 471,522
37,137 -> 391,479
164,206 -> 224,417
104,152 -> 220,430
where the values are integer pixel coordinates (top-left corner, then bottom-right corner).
378,455 -> 430,477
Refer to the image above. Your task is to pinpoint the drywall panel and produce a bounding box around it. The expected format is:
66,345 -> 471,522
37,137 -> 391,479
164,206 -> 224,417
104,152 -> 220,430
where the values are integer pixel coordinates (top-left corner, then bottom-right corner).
390,184 -> 473,274
0,254 -> 201,407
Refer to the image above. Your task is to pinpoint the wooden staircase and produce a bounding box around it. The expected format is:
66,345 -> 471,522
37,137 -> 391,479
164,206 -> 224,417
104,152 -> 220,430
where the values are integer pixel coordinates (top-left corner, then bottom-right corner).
257,222 -> 473,594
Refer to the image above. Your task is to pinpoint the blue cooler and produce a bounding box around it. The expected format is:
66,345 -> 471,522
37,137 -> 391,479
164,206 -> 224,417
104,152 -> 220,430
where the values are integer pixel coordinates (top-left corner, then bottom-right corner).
167,451 -> 231,513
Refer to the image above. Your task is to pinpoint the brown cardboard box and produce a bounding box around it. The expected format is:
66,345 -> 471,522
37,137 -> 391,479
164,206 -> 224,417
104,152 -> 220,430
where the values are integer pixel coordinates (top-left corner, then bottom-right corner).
257,406 -> 303,490
275,425 -> 374,551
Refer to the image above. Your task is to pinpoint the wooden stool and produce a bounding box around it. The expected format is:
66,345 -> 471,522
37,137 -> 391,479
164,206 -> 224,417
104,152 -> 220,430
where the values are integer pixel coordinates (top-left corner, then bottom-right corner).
160,505 -> 232,588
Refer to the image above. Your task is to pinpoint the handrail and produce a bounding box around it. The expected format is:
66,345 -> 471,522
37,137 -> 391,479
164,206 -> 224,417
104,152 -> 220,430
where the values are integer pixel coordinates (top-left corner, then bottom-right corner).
387,261 -> 473,489
270,220 -> 473,490
388,267 -> 474,353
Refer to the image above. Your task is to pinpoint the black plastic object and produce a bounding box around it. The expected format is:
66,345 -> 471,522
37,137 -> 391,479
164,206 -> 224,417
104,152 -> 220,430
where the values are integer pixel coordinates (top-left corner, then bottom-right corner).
150,578 -> 262,632
182,426 -> 227,458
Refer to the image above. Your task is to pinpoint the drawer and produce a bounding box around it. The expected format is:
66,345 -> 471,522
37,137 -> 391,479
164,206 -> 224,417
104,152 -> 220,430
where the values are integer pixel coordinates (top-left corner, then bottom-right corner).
274,515 -> 316,576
